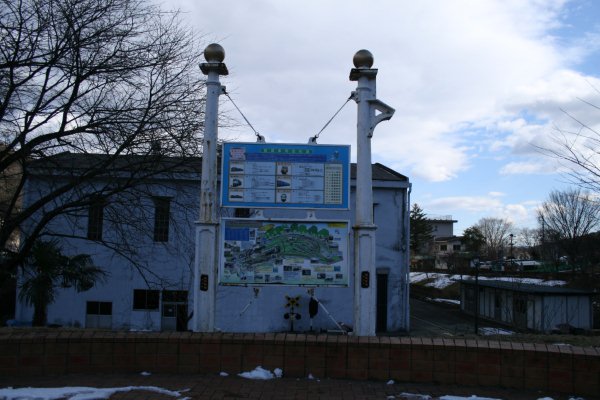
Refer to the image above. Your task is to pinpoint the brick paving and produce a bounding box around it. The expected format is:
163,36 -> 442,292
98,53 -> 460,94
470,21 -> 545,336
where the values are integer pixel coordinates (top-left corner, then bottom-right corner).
0,373 -> 580,400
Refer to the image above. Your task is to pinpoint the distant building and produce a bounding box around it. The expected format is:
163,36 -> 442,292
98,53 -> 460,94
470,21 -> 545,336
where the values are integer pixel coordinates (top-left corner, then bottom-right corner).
426,215 -> 464,270
461,280 -> 594,333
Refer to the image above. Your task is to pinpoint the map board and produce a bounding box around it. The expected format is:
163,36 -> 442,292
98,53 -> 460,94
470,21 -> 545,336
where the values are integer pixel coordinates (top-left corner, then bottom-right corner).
221,143 -> 350,209
220,219 -> 349,286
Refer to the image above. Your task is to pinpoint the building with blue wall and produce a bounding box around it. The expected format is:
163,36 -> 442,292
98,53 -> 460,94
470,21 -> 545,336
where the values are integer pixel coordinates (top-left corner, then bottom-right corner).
15,153 -> 410,334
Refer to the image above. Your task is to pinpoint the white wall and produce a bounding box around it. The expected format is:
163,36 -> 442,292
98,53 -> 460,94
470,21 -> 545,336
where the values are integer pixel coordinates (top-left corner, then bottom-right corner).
16,170 -> 410,333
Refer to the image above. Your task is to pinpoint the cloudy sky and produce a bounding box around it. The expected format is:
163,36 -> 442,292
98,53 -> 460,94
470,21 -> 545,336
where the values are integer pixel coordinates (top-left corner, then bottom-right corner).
164,0 -> 600,235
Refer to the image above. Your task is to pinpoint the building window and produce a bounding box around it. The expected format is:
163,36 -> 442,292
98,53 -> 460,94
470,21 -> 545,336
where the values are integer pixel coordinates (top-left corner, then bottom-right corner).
439,244 -> 447,251
86,301 -> 112,329
153,197 -> 170,242
453,244 -> 461,251
133,289 -> 160,310
87,200 -> 104,240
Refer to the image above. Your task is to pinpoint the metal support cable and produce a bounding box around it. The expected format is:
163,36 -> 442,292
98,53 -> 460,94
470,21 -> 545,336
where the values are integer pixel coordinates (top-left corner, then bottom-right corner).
309,95 -> 352,143
223,91 -> 264,142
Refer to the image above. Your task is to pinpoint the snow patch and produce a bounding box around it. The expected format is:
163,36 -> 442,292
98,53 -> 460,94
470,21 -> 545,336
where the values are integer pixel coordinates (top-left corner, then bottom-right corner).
439,396 -> 501,400
0,386 -> 186,400
238,366 -> 282,380
479,327 -> 514,336
427,297 -> 461,305
398,393 -> 432,399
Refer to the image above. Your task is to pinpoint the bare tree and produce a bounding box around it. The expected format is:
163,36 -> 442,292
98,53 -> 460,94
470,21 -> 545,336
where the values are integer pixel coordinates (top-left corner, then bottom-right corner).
0,0 -> 208,273
537,188 -> 600,273
475,217 -> 514,260
517,227 -> 541,259
538,82 -> 600,194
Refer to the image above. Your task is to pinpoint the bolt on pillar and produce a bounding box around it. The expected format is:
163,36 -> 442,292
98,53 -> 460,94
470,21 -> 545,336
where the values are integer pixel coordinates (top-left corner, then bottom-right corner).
350,50 -> 395,336
192,43 -> 228,332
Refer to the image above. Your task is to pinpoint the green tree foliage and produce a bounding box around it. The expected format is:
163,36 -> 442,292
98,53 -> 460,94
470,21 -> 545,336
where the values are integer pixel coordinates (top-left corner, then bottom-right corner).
19,240 -> 106,326
462,226 -> 485,255
410,204 -> 433,256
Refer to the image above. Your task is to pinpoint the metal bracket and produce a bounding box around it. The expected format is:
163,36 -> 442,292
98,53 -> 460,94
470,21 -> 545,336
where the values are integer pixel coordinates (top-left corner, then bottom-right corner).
220,86 -> 227,95
367,99 -> 395,137
306,210 -> 317,220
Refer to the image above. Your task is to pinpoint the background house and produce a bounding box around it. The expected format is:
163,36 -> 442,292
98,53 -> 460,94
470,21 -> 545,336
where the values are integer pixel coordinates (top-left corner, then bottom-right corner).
427,215 -> 465,270
14,154 -> 411,334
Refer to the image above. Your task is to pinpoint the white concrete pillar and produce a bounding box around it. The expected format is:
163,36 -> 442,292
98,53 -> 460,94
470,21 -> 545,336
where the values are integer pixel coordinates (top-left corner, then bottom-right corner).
350,50 -> 394,336
192,44 -> 228,332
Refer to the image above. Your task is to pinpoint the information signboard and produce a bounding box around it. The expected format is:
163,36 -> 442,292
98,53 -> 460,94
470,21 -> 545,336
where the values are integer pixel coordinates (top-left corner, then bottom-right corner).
221,143 -> 350,209
220,219 -> 349,286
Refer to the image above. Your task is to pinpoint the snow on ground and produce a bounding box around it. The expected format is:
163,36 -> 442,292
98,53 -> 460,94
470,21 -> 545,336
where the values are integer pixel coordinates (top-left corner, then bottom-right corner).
478,327 -> 514,336
0,383 -> 584,400
238,366 -> 282,380
0,386 -> 187,400
409,272 -> 566,290
426,297 -> 461,305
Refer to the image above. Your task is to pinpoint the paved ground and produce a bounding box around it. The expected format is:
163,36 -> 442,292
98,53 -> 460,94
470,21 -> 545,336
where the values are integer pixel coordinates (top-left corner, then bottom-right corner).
409,298 -> 511,337
0,372 -> 579,400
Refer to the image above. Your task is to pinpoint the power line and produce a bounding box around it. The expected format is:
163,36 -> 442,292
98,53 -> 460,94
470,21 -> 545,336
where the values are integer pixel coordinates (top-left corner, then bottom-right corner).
223,91 -> 264,142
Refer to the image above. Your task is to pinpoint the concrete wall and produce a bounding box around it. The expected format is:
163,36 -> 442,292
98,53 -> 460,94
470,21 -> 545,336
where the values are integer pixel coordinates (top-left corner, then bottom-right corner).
1,330 -> 598,396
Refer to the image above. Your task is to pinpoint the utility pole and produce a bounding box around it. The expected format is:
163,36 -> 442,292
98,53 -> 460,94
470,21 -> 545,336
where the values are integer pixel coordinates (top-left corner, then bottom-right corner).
350,50 -> 394,336
192,44 -> 228,332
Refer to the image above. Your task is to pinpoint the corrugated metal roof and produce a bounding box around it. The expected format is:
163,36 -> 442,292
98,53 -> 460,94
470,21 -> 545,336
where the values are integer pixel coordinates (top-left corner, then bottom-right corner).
461,279 -> 595,295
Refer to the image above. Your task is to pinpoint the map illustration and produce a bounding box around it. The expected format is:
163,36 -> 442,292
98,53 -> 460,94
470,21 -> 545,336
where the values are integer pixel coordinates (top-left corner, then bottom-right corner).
220,219 -> 349,286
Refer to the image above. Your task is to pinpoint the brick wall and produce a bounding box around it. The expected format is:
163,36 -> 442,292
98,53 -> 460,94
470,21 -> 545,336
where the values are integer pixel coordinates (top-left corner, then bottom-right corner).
0,331 -> 598,396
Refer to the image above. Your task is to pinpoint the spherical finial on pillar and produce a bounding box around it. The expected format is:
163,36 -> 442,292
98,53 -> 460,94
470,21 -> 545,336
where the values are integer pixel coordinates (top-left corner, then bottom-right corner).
353,49 -> 374,68
204,43 -> 225,63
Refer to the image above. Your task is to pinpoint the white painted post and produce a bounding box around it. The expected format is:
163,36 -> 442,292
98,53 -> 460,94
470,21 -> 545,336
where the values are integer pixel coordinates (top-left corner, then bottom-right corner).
192,44 -> 228,332
350,50 -> 394,336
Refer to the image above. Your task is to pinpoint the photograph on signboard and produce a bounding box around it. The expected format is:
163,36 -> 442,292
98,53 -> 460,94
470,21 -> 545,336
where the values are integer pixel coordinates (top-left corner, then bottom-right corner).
220,143 -> 350,209
220,219 -> 349,286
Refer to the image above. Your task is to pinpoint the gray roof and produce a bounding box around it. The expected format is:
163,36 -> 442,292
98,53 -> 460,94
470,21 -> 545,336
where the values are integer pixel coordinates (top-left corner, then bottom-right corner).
29,152 -> 409,182
461,279 -> 595,295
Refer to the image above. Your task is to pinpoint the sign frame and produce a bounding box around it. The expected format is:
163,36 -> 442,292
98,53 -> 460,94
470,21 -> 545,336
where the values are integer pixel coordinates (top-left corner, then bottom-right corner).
220,142 -> 350,209
219,218 -> 350,287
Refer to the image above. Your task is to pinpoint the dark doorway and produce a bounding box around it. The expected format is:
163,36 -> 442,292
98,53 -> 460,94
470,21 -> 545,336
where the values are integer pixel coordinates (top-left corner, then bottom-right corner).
376,273 -> 388,332
176,304 -> 188,332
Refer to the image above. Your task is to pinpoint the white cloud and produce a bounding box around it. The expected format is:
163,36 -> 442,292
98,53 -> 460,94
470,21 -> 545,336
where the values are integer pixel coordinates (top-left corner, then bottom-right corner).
426,194 -> 541,228
427,196 -> 504,213
163,0 -> 594,183
499,161 -> 557,175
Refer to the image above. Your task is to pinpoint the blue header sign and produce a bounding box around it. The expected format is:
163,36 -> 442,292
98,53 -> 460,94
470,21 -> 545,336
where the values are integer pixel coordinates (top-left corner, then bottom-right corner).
221,143 -> 350,209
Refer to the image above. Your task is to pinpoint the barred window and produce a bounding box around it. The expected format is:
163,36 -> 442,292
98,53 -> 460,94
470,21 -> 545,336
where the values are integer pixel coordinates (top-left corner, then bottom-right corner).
153,197 -> 170,242
133,289 -> 160,310
86,301 -> 112,315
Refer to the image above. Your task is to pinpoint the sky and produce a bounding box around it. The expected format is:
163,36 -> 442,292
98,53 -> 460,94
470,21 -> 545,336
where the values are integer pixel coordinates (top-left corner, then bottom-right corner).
161,0 -> 600,236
